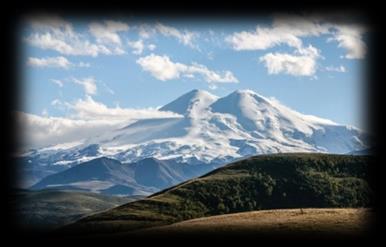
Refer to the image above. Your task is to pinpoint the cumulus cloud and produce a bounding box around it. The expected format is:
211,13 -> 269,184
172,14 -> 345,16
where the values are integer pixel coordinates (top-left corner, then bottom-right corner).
27,56 -> 72,69
259,45 -> 320,76
136,54 -> 238,83
16,96 -> 182,149
226,15 -> 329,51
328,24 -> 366,59
25,16 -> 125,56
89,20 -> 128,45
137,54 -> 183,81
227,14 -> 366,75
72,77 -> 97,95
226,27 -> 302,51
226,15 -> 367,60
127,39 -> 145,54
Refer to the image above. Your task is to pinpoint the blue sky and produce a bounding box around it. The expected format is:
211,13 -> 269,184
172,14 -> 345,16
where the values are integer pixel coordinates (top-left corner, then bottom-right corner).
20,14 -> 368,136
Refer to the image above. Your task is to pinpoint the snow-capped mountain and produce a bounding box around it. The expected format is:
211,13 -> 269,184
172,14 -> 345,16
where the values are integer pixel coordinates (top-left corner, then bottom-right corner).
20,89 -> 369,187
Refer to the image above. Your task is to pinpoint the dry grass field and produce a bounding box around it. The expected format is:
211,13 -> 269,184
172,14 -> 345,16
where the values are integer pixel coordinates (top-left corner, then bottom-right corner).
136,208 -> 373,236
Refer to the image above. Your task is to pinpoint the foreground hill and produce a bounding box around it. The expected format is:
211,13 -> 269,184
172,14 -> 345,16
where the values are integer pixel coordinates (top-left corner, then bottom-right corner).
64,153 -> 373,235
138,208 -> 372,237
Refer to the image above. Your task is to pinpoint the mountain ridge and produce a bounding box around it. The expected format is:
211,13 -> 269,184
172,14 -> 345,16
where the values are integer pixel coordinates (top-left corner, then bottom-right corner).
30,156 -> 215,196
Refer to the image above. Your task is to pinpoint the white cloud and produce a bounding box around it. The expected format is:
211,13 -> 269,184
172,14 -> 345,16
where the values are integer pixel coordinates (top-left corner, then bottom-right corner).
16,96 -> 182,149
89,20 -> 128,45
51,99 -> 63,106
148,44 -> 156,51
26,30 -> 112,57
259,45 -> 320,76
155,23 -> 198,48
325,65 -> 346,72
226,14 -> 367,75
28,56 -> 90,69
26,16 -> 124,56
16,112 -> 123,149
127,39 -> 157,55
28,15 -> 73,33
127,39 -> 145,54
137,54 -> 184,81
226,15 -> 329,51
69,95 -> 181,121
27,56 -> 72,69
328,24 -> 366,59
72,77 -> 97,95
184,63 -> 239,83
26,18 -> 199,55
136,54 -> 238,83
226,15 -> 367,60
226,15 -> 329,76
138,24 -> 156,39
226,27 -> 303,51
137,23 -> 198,48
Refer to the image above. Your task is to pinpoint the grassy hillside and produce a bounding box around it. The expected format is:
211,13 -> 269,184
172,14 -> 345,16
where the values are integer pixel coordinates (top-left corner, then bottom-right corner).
66,153 -> 374,235
12,189 -> 143,230
137,208 -> 373,236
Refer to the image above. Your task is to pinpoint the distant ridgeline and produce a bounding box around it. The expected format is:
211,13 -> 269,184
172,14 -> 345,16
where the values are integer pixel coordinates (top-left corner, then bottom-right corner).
64,153 -> 374,235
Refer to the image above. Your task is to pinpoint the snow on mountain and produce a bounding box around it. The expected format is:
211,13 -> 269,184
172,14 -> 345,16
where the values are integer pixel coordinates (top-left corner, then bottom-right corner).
160,89 -> 219,118
21,89 -> 370,178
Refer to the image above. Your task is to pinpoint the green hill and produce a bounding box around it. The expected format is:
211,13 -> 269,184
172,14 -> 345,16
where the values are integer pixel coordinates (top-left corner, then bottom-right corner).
65,153 -> 374,235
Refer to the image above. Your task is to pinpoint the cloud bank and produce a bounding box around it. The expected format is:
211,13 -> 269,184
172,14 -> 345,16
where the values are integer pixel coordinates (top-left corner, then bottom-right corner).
17,96 -> 182,150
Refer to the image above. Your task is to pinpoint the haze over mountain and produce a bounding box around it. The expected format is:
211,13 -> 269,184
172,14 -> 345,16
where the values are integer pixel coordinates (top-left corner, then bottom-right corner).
30,157 -> 215,195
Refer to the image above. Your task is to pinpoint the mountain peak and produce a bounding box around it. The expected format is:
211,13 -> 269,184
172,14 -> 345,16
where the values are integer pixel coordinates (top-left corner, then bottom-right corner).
160,89 -> 218,116
230,89 -> 269,103
210,89 -> 270,115
234,89 -> 256,95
